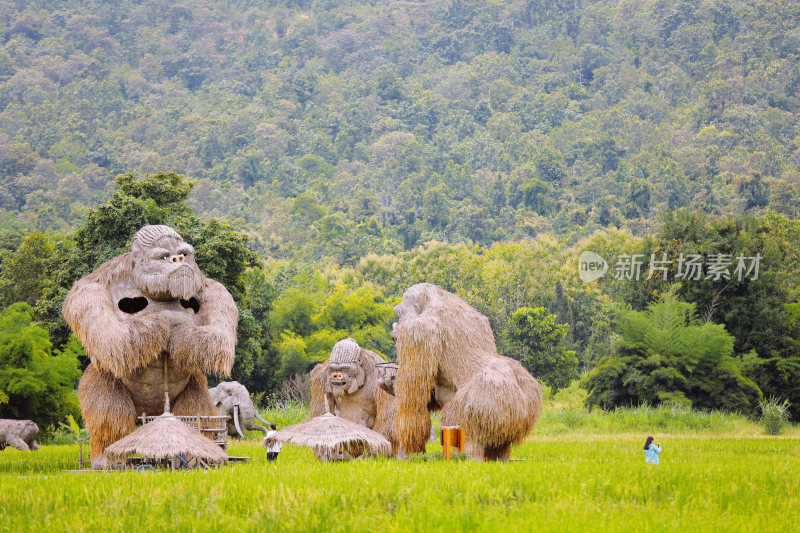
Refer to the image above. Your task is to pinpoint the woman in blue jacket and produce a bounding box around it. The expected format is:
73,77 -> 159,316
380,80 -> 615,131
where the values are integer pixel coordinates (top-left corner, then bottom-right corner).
644,435 -> 662,464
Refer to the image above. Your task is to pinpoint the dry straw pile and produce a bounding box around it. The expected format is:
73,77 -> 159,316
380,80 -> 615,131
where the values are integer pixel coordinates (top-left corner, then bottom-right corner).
104,412 -> 228,468
264,411 -> 392,460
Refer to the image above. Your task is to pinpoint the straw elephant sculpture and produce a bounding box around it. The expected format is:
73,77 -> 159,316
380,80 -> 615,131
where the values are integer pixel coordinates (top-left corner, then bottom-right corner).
391,283 -> 542,461
63,225 -> 238,466
209,381 -> 271,438
0,419 -> 39,451
310,338 -> 399,456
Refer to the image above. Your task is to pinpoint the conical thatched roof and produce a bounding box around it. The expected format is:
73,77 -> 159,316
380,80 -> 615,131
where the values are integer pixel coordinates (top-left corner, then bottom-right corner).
264,412 -> 392,460
105,413 -> 228,465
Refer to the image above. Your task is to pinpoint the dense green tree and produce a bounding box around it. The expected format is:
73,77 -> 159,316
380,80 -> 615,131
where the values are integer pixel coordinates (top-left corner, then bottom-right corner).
646,210 -> 800,416
0,0 -> 797,259
626,179 -> 651,218
522,178 -> 554,216
507,306 -> 578,392
313,285 -> 393,333
235,268 -> 278,395
270,288 -> 323,338
534,146 -> 567,183
584,287 -> 762,413
0,231 -> 54,307
268,281 -> 395,376
375,69 -> 403,101
737,172 -> 770,211
0,303 -> 82,432
275,332 -> 312,382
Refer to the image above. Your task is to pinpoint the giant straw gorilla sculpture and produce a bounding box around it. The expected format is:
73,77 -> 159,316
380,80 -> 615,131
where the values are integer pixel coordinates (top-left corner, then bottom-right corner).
310,338 -> 398,456
63,225 -> 238,465
392,283 -> 542,461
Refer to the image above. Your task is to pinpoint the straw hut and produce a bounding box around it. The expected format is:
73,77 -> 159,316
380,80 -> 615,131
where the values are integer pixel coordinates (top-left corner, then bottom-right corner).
104,412 -> 228,470
263,411 -> 392,461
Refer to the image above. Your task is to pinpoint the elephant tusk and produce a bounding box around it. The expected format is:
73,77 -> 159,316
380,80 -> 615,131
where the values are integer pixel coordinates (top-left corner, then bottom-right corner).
233,405 -> 245,439
254,410 -> 271,427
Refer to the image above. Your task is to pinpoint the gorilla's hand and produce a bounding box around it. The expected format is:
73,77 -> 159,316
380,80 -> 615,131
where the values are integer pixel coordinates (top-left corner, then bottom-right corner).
377,375 -> 396,396
158,309 -> 194,328
167,322 -> 236,377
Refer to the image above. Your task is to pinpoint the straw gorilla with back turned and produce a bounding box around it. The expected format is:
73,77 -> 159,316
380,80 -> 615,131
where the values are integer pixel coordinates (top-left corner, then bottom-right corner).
63,225 -> 238,467
391,283 -> 542,460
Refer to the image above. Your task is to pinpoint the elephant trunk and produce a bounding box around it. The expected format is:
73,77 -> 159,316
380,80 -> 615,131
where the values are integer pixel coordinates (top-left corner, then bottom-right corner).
254,410 -> 271,427
233,405 -> 246,439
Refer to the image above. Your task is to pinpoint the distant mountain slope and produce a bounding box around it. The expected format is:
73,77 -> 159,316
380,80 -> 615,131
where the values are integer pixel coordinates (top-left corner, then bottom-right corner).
0,0 -> 798,262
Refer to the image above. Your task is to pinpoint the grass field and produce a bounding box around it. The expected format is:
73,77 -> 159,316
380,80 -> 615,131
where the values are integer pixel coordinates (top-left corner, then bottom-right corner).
2,401 -> 798,532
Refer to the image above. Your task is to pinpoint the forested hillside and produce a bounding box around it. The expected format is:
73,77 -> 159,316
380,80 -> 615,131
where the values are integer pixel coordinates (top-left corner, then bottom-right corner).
1,1 -> 800,430
0,0 -> 798,261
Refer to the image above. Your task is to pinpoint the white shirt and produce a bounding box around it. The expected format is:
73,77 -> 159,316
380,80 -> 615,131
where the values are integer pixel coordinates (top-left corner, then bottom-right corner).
266,430 -> 282,453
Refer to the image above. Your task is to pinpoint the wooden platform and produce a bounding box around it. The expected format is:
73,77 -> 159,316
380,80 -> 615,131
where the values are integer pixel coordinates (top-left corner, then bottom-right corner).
139,414 -> 229,450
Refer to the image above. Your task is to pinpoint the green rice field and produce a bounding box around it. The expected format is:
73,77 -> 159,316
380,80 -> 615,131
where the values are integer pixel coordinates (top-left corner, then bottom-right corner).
2,403 -> 798,533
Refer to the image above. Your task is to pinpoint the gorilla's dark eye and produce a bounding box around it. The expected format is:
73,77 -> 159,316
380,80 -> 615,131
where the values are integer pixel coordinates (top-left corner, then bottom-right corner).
180,297 -> 200,313
118,297 -> 149,314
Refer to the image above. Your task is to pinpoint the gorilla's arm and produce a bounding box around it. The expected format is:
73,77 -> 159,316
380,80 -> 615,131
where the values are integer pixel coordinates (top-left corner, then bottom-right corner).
63,276 -> 170,377
394,316 -> 440,455
373,383 -> 398,455
309,363 -> 329,418
167,278 -> 238,376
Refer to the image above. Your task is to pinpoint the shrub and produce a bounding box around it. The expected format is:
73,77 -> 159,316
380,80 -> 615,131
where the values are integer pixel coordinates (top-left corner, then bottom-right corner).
277,373 -> 312,405
760,397 -> 790,435
41,416 -> 89,445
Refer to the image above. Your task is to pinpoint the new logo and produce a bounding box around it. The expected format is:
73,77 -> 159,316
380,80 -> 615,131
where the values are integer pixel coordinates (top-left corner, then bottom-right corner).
578,251 -> 608,283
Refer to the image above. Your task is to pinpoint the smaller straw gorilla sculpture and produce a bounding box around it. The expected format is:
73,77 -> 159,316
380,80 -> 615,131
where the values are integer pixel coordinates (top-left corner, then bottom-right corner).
310,338 -> 398,456
392,283 -> 542,461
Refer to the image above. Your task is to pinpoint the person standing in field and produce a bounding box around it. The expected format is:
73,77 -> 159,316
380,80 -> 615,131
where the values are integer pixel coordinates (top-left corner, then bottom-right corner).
265,423 -> 282,461
644,435 -> 662,464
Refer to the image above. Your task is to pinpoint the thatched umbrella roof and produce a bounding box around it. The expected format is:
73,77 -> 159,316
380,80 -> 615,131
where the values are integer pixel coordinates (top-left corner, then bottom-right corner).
105,413 -> 228,466
264,412 -> 392,460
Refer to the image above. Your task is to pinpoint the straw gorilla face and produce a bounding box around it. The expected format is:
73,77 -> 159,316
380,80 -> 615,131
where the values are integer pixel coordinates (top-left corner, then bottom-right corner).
326,361 -> 366,397
132,234 -> 203,301
324,338 -> 368,398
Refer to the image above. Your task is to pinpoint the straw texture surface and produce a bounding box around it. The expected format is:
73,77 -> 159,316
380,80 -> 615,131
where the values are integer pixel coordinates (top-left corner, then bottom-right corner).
105,413 -> 228,464
393,283 -> 543,460
64,224 -> 239,459
264,412 -> 392,459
